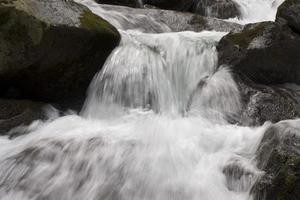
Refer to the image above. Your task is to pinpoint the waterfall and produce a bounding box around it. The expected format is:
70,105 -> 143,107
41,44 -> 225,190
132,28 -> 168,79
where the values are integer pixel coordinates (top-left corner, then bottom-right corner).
231,0 -> 285,24
0,0 -> 282,199
82,31 -> 240,120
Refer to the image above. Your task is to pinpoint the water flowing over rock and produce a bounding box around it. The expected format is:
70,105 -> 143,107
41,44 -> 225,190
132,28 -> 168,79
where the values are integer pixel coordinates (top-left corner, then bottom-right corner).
77,0 -> 243,33
191,0 -> 240,19
142,0 -> 241,19
0,0 -> 299,200
83,31 -> 241,120
251,119 -> 300,200
0,0 -> 120,106
0,23 -> 267,200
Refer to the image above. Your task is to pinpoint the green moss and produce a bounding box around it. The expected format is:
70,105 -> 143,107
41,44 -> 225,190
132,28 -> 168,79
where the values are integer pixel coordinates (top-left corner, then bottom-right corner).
226,23 -> 266,48
277,167 -> 296,200
79,11 -> 119,37
276,154 -> 300,200
0,6 -> 46,45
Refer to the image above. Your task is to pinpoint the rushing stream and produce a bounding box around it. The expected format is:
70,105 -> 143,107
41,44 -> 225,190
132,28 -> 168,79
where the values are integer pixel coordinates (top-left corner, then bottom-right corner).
0,0 -> 285,199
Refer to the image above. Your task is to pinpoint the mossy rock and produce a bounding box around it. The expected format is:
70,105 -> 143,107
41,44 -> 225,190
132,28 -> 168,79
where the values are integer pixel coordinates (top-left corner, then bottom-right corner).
0,0 -> 120,108
251,120 -> 300,200
217,21 -> 300,85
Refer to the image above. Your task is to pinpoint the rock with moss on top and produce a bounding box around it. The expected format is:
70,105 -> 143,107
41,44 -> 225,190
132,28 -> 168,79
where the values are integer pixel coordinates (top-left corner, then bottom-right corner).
217,21 -> 300,85
0,0 -> 120,108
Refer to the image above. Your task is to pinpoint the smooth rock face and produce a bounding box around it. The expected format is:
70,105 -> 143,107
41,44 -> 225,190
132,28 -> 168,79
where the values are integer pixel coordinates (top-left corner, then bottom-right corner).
0,0 -> 120,106
251,120 -> 300,200
276,0 -> 300,34
217,21 -> 300,85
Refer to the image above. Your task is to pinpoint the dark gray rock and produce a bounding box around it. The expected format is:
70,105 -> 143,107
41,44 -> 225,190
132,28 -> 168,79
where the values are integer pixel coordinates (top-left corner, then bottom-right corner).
276,0 -> 300,34
0,0 -> 120,108
142,0 -> 240,19
218,21 -> 300,85
95,0 -> 142,8
142,0 -> 194,11
0,99 -> 52,136
238,77 -> 300,126
251,120 -> 300,200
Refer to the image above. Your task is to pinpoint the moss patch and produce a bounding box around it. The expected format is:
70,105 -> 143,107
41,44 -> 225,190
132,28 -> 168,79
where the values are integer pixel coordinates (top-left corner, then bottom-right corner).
0,6 -> 46,45
79,11 -> 119,37
226,23 -> 266,48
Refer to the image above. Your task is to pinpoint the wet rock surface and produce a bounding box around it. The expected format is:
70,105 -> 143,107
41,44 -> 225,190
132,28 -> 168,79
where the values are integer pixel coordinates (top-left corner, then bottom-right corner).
237,77 -> 300,126
251,120 -> 300,200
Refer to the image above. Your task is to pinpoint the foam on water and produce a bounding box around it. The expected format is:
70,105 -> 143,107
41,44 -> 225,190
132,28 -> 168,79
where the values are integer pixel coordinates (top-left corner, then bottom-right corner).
0,111 -> 269,200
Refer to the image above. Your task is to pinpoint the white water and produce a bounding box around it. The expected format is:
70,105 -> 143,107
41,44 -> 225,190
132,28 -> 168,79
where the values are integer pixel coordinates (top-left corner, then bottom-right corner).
76,0 -> 285,29
0,0 -> 282,199
231,0 -> 285,24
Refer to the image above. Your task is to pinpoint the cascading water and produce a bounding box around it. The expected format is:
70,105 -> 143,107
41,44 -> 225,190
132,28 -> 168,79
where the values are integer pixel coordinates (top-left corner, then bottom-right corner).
230,0 -> 285,24
83,31 -> 241,120
0,0 -> 284,199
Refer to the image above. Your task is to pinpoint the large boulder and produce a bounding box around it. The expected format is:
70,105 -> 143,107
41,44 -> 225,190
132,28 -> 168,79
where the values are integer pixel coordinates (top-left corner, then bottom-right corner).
251,120 -> 300,200
0,0 -> 120,107
217,21 -> 300,85
276,0 -> 300,33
